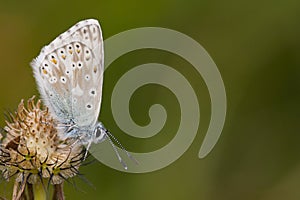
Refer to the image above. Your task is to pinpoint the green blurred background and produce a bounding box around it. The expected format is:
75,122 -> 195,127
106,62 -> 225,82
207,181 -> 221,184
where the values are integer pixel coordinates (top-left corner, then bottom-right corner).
0,0 -> 300,199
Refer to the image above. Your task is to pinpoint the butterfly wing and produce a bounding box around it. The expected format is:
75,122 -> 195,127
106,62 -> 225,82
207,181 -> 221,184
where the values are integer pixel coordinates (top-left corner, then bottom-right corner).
31,19 -> 104,128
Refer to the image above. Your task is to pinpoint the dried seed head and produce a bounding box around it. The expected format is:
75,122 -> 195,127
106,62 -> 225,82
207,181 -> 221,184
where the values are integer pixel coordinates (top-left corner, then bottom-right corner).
0,96 -> 84,185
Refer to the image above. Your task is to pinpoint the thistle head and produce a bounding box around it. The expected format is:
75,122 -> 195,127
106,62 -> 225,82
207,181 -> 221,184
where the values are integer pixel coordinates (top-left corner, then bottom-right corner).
0,96 -> 85,199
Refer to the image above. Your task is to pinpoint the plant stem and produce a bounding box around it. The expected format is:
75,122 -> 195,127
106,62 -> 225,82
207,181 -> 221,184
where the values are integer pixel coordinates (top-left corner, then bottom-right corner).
52,183 -> 65,200
27,183 -> 34,200
33,182 -> 46,200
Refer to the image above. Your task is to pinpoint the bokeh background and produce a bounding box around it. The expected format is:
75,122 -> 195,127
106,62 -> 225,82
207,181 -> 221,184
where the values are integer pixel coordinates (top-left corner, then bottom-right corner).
0,0 -> 300,199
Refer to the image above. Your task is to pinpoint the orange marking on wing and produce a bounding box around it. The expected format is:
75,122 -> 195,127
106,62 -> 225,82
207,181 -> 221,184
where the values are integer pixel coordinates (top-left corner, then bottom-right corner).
51,59 -> 57,64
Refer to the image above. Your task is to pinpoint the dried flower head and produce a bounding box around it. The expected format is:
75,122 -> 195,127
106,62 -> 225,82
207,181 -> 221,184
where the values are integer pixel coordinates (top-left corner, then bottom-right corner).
0,96 -> 85,199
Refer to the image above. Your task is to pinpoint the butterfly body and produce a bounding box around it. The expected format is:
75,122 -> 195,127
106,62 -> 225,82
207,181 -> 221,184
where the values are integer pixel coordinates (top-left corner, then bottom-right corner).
31,19 -> 135,168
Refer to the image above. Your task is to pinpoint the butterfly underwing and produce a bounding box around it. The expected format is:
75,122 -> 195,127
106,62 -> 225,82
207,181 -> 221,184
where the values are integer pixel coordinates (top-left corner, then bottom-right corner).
31,19 -> 134,168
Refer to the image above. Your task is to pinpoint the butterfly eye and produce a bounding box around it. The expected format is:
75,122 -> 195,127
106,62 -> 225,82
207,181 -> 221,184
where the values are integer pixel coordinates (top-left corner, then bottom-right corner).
95,128 -> 102,138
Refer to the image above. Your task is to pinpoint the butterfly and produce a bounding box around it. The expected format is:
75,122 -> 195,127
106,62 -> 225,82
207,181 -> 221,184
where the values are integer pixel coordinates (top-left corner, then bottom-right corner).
30,19 -> 133,169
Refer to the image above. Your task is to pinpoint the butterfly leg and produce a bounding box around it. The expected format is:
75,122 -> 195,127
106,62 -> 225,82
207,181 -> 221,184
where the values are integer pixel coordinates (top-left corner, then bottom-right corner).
83,140 -> 92,160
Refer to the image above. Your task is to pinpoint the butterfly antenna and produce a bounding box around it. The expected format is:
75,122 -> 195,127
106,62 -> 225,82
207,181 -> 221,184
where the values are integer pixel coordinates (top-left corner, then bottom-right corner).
105,130 -> 139,165
104,132 -> 128,170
